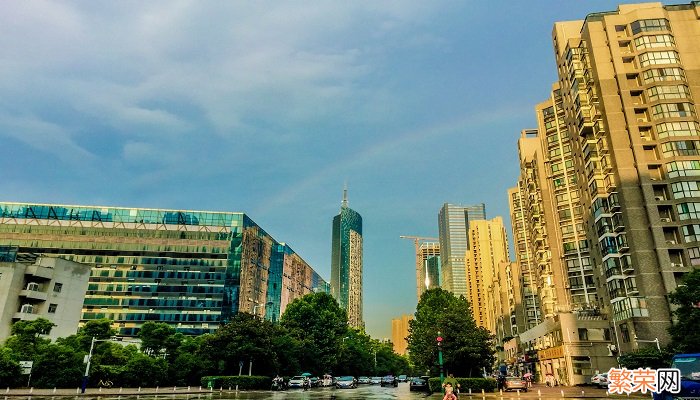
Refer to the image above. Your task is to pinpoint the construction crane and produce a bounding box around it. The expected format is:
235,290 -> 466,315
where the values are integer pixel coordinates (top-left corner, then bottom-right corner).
400,235 -> 440,299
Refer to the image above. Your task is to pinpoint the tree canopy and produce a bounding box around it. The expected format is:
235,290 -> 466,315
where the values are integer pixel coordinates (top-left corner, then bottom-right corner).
668,268 -> 700,353
407,288 -> 495,377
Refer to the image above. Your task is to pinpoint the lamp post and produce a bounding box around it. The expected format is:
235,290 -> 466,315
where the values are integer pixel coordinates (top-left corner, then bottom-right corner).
82,336 -> 139,393
437,332 -> 444,385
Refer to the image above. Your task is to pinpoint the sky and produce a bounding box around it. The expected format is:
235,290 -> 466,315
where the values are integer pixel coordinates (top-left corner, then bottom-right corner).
1,0 -> 645,339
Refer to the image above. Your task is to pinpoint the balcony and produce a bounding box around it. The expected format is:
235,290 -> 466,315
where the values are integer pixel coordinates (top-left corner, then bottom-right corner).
24,264 -> 53,281
13,304 -> 40,321
19,288 -> 48,302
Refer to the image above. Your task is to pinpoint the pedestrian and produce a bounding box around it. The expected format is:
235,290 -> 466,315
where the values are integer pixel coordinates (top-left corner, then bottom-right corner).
443,383 -> 458,400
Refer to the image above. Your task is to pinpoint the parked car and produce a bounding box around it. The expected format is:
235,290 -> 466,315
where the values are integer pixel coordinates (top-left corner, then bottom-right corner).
409,376 -> 431,392
335,376 -> 357,389
398,374 -> 408,382
591,372 -> 608,388
381,375 -> 399,387
504,376 -> 527,392
653,353 -> 700,400
288,376 -> 307,389
357,376 -> 371,384
309,377 -> 320,387
370,376 -> 382,385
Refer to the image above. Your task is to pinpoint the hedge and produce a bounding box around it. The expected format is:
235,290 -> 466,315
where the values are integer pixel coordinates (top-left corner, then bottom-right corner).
428,377 -> 498,393
200,375 -> 271,390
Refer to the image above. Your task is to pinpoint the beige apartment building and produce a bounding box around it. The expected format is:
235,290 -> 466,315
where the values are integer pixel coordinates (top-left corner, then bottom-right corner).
0,257 -> 91,341
506,1 -> 700,385
391,314 -> 413,355
465,218 -> 510,332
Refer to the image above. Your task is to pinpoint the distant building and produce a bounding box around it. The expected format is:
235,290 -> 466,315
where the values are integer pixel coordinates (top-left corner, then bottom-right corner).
0,257 -> 91,341
391,314 -> 413,355
438,203 -> 485,298
0,202 -> 328,336
330,187 -> 363,328
465,217 -> 509,331
416,241 -> 440,300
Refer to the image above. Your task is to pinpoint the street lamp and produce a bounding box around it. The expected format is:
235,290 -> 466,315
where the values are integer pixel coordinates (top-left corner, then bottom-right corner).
82,336 -> 137,393
252,301 -> 273,319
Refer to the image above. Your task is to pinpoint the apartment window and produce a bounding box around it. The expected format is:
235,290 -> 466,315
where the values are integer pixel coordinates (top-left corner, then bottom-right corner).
578,328 -> 589,341
689,247 -> 700,266
672,181 -> 700,199
667,160 -> 700,178
652,103 -> 696,119
634,34 -> 675,50
53,283 -> 63,293
620,323 -> 631,343
678,204 -> 700,221
647,84 -> 690,102
656,121 -> 700,138
682,224 -> 700,242
631,18 -> 670,34
662,140 -> 700,158
48,303 -> 57,313
639,51 -> 680,67
643,67 -> 685,84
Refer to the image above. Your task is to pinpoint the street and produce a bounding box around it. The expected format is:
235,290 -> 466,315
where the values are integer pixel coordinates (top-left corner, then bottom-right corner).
0,383 -> 643,399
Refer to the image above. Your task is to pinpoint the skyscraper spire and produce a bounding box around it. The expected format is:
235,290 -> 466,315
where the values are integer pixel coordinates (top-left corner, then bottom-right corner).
342,182 -> 348,208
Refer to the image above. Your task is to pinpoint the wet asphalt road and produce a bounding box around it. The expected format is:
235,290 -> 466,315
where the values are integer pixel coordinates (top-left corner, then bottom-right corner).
215,383 -> 433,399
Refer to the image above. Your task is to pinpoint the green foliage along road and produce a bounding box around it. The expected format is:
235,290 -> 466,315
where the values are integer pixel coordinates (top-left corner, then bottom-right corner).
407,288 -> 495,377
0,292 -> 410,388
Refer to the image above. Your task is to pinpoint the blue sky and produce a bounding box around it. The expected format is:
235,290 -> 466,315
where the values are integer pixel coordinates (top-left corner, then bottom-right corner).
1,0 -> 641,339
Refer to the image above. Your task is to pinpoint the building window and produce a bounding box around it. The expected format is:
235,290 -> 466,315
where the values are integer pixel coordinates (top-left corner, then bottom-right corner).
53,283 -> 63,293
682,223 -> 700,242
652,102 -> 696,119
666,160 -> 700,178
647,84 -> 689,102
631,18 -> 670,35
689,247 -> 700,266
643,67 -> 685,84
639,51 -> 680,67
634,34 -> 675,50
578,328 -> 589,341
572,356 -> 592,375
662,140 -> 700,158
620,323 -> 631,343
656,121 -> 700,138
672,181 -> 700,199
48,303 -> 57,313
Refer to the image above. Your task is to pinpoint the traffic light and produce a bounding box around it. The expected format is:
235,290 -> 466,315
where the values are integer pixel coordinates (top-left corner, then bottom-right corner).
437,335 -> 443,346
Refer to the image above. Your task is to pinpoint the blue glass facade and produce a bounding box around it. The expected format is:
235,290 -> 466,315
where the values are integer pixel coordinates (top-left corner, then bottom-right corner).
330,194 -> 363,327
0,202 -> 327,335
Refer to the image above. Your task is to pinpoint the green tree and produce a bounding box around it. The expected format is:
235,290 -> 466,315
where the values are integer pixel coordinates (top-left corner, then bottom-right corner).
201,313 -> 278,376
280,292 -> 349,375
138,321 -> 183,358
374,340 -> 410,375
168,336 -> 215,386
337,329 -> 375,376
407,288 -> 495,377
0,347 -> 22,387
4,318 -> 54,359
668,268 -> 700,353
31,343 -> 84,388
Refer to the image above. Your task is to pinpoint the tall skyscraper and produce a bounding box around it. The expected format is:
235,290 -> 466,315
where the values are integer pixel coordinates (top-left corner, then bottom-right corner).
465,217 -> 509,331
331,187 -> 363,328
437,203 -> 486,298
391,314 -> 413,355
0,202 -> 328,336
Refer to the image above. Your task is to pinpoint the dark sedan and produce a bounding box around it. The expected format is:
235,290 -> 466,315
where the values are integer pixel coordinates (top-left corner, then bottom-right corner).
380,375 -> 399,387
410,376 -> 431,392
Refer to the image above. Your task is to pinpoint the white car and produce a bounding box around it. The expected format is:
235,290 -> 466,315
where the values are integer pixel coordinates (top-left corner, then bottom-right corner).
591,373 -> 608,388
288,376 -> 308,389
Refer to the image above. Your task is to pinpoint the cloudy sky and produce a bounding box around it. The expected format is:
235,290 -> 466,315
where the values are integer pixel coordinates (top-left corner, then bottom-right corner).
2,0 -> 633,338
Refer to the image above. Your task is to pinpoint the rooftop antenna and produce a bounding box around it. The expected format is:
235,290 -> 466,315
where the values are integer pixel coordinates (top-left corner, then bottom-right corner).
342,182 -> 348,208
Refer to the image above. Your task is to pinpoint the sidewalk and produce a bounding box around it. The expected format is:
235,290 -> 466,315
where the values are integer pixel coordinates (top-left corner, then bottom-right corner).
1,386 -> 230,397
443,384 -> 650,399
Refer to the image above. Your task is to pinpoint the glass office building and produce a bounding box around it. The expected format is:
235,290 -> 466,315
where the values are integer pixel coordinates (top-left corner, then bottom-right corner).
330,189 -> 363,328
0,202 -> 328,336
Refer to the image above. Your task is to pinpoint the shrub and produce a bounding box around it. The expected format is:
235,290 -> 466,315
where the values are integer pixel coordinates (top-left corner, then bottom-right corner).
200,375 -> 271,390
429,377 -> 497,393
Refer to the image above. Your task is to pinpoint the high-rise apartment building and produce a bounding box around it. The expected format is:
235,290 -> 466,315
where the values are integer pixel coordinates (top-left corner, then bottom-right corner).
438,203 -> 486,298
0,257 -> 91,341
551,1 -> 700,352
416,241 -> 440,300
506,1 -> 700,385
0,202 -> 328,336
465,217 -> 509,332
331,188 -> 363,328
391,314 -> 413,355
